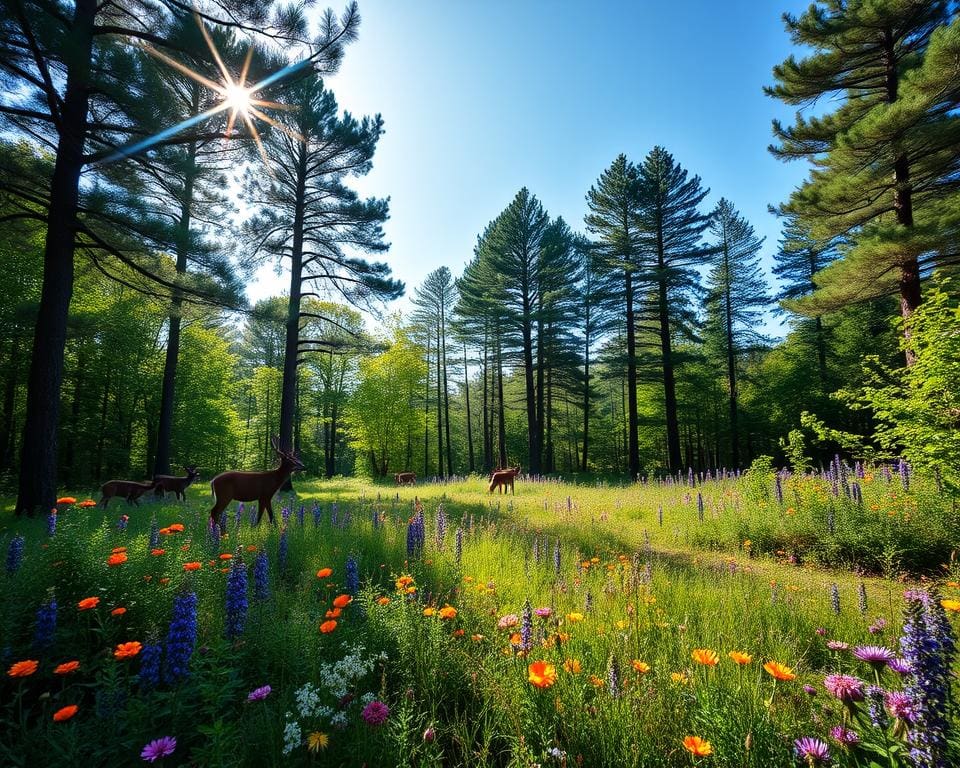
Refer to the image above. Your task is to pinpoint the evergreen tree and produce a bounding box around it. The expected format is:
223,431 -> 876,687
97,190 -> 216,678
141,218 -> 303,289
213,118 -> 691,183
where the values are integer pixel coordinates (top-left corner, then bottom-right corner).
705,198 -> 768,468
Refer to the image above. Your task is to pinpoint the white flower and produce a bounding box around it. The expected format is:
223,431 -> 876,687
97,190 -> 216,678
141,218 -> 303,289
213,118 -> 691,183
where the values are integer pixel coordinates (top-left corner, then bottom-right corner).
282,720 -> 302,756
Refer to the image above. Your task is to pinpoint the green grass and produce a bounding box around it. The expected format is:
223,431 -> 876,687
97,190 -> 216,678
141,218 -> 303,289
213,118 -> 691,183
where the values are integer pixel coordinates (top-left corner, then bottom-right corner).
0,472 -> 957,766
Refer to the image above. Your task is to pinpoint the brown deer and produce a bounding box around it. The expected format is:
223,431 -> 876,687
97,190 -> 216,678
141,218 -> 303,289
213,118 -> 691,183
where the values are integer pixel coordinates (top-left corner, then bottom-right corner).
209,437 -> 305,525
100,479 -> 158,507
153,465 -> 200,501
394,471 -> 417,486
488,465 -> 521,495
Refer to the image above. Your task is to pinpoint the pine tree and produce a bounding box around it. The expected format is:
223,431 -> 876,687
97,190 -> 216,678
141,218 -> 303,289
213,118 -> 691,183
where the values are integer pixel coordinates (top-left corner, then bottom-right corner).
767,1 -> 960,362
705,199 -> 768,468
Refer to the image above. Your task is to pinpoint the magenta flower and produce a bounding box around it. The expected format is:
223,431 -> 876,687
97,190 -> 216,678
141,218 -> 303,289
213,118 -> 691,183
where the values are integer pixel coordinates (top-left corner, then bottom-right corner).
534,607 -> 552,618
884,690 -> 916,721
141,736 -> 176,762
247,685 -> 272,702
824,673 -> 865,703
887,657 -> 911,675
853,645 -> 895,667
362,700 -> 390,726
830,725 -> 860,745
803,684 -> 818,696
794,737 -> 830,765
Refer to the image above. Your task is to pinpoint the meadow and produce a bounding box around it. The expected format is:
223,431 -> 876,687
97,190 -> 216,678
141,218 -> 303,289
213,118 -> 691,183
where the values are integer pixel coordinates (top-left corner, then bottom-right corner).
1,464 -> 958,767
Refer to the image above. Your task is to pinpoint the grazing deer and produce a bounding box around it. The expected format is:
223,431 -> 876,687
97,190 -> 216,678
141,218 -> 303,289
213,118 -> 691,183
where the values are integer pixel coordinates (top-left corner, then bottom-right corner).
209,437 -> 305,525
100,479 -> 158,507
488,465 -> 521,495
394,471 -> 417,486
153,465 -> 200,501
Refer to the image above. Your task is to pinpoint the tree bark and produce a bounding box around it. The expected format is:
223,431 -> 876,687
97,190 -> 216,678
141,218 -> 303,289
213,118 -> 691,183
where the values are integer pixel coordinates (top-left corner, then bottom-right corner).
723,241 -> 739,468
435,321 -> 443,477
463,340 -> 474,472
625,271 -> 640,479
15,0 -> 95,514
496,335 -> 507,469
0,336 -> 21,475
441,300 -> 453,477
655,233 -> 682,472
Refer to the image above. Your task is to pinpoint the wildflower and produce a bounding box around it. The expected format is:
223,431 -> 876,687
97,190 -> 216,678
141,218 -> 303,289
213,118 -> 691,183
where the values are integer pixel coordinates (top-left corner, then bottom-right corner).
114,641 -> 142,660
107,552 -> 127,567
325,608 -> 342,619
793,737 -> 830,766
826,640 -> 849,651
141,736 -> 177,763
566,612 -> 584,623
631,660 -> 650,674
830,583 -> 841,614
564,658 -> 582,674
830,725 -> 860,746
163,591 -> 198,683
5,534 -> 25,574
111,607 -> 127,617
316,567 -> 333,579
34,594 -> 57,651
247,685 -> 272,702
79,499 -> 96,508
395,574 -> 414,590
439,605 -> 457,620
278,526 -> 288,571
691,648 -> 719,667
111,546 -> 127,554
225,559 -> 248,641
728,651 -> 752,665
589,674 -> 605,687
608,654 -> 621,697
763,661 -> 796,681
888,657 -> 911,675
866,685 -> 888,729
182,561 -> 201,571
151,549 -> 166,556
535,606 -> 553,618
376,596 -> 390,606
168,524 -> 184,532
345,555 -> 359,594
78,597 -> 100,611
497,614 -> 519,630
361,700 -> 390,726
53,705 -> 78,722
218,553 -> 233,561
54,661 -> 80,675
332,594 -> 352,609
520,600 -> 533,650
683,736 -> 713,757
884,690 -> 916,722
803,684 -> 818,696
941,599 -> 960,613
423,607 -> 436,617
307,731 -> 329,752
823,673 -> 865,703
47,510 -> 57,536
139,638 -> 162,690
320,620 -> 337,634
671,672 -> 689,685
8,660 -> 38,677
528,660 -> 557,688
852,645 -> 896,668
253,551 -> 269,601
423,727 -> 435,743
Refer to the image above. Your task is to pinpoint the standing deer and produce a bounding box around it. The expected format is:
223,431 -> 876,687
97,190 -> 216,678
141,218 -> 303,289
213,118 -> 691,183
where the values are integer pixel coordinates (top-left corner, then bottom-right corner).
488,465 -> 521,495
209,437 -> 305,525
100,479 -> 158,507
394,471 -> 417,486
153,465 -> 200,501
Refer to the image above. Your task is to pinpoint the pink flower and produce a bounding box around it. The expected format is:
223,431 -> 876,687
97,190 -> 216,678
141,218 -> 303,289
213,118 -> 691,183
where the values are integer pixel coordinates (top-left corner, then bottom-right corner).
247,685 -> 271,702
141,736 -> 176,762
361,700 -> 390,726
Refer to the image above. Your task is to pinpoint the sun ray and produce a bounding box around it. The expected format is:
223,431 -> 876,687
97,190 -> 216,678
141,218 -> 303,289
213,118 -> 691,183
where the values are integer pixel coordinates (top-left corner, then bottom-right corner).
194,10 -> 234,88
248,106 -> 305,144
241,110 -> 276,179
138,43 -> 224,94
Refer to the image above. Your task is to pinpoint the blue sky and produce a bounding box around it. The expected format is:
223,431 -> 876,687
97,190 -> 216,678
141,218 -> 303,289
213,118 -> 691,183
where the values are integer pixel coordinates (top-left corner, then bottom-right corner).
248,0 -> 814,335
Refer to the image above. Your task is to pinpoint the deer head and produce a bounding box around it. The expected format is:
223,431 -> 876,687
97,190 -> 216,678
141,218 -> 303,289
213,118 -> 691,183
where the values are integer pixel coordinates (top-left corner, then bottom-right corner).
186,465 -> 200,479
270,436 -> 306,473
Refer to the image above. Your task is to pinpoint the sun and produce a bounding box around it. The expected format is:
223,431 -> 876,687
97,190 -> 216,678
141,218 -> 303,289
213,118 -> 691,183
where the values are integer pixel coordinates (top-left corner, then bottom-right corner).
223,83 -> 251,115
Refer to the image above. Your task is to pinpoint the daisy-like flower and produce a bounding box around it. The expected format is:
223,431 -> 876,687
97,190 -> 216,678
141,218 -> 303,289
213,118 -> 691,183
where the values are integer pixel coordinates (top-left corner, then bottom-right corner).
422,607 -> 436,617
307,731 -> 329,752
728,650 -> 752,665
830,725 -> 860,745
141,736 -> 176,762
691,648 -> 719,666
182,562 -> 201,572
763,661 -> 796,681
528,660 -> 557,688
823,673 -> 865,702
7,660 -> 38,677
316,567 -> 333,579
534,607 -> 552,618
887,657 -> 911,675
826,640 -> 849,651
106,552 -> 127,567
566,612 -> 584,623
111,607 -> 127,616
941,599 -> 960,613
53,705 -> 78,722
78,597 -> 100,611
682,736 -> 713,757
671,672 -> 689,685
884,690 -> 915,721
247,685 -> 272,702
631,660 -> 650,674
439,605 -> 457,620
376,596 -> 390,606
563,658 -> 582,674
114,641 -> 142,660
332,594 -> 352,609
497,614 -> 519,630
794,737 -> 830,765
54,661 -> 80,675
852,645 -> 896,668
319,620 -> 337,634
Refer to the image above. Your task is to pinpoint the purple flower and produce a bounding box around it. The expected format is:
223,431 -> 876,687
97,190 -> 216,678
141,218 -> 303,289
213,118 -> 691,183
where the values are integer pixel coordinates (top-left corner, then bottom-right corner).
794,736 -> 830,765
33,592 -> 57,652
345,555 -> 359,595
361,700 -> 390,726
824,673 -> 865,703
534,607 -> 553,619
887,657 -> 911,675
247,685 -> 271,702
225,558 -> 248,641
253,550 -> 269,601
830,726 -> 860,746
884,690 -> 916,722
520,600 -> 533,651
803,684 -> 818,696
163,591 -> 197,684
826,641 -> 849,651
815,627 -> 827,636
138,637 -> 162,690
141,736 -> 176,762
5,534 -> 25,574
853,645 -> 896,667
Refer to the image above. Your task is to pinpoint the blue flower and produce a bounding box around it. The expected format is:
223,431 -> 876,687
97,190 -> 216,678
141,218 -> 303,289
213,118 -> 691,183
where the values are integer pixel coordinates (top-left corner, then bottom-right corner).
163,590 -> 198,684
225,558 -> 248,641
5,534 -> 25,574
253,550 -> 270,601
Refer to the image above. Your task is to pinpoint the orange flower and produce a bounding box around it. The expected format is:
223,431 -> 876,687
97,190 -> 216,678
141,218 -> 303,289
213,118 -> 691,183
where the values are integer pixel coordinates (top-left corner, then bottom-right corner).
180,544 -> 190,551
245,545 -> 257,552
423,607 -> 437,617
168,523 -> 185,532
183,562 -> 202,571
111,546 -> 127,554
589,674 -> 605,687
509,632 -> 522,646
319,620 -> 337,634
376,597 -> 391,606
7,660 -> 39,677
691,649 -> 719,667
763,661 -> 796,681
159,527 -> 172,535
79,499 -> 97,508
453,628 -> 465,637
471,633 -> 485,642
106,552 -> 127,567
395,575 -> 414,589
438,605 -> 457,620
566,612 -> 584,623
151,548 -> 166,556
159,577 -> 170,586
56,497 -> 77,505
527,660 -> 557,688
77,597 -> 100,611
111,607 -> 127,617
941,599 -> 960,613
317,567 -> 333,579
53,705 -> 79,722
563,658 -> 582,674
325,608 -> 342,619
114,642 -> 142,660
683,736 -> 713,757
54,661 -> 80,675
631,660 -> 650,674
219,553 -> 233,561
332,594 -> 352,609
728,651 -> 752,665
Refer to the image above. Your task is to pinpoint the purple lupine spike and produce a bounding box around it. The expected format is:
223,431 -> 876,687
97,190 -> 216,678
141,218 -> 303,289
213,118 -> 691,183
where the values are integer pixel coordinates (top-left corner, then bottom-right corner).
830,583 -> 841,614
520,600 -> 532,651
149,517 -> 160,550
455,527 -> 463,565
138,635 -> 162,690
697,492 -> 704,522
553,539 -> 561,575
46,510 -> 56,536
858,583 -> 868,615
866,685 -> 889,729
234,502 -> 243,528
278,526 -> 288,571
297,505 -> 305,526
225,558 -> 248,641
164,590 -> 198,683
775,475 -> 784,505
313,501 -> 321,526
345,555 -> 359,594
253,550 -> 269,601
899,460 -> 910,492
5,534 -> 25,574
435,504 -> 446,549
281,506 -> 291,526
33,591 -> 57,652
608,654 -> 621,698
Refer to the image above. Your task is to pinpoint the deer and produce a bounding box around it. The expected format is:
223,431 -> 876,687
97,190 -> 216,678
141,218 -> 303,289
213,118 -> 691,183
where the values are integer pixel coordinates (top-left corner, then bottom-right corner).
488,465 -> 521,495
209,437 -> 305,525
100,479 -> 158,507
153,465 -> 200,501
394,471 -> 417,486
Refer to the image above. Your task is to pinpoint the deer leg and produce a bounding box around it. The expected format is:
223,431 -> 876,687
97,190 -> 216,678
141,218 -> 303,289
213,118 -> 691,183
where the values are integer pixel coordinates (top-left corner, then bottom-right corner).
99,495 -> 109,508
209,497 -> 229,525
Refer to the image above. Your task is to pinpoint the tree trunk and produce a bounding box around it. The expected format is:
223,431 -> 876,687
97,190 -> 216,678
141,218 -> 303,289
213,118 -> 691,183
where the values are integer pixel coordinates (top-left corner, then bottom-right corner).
581,302 -> 591,473
522,310 -> 540,475
463,340 -> 474,473
723,243 -> 739,468
15,0 -> 95,514
625,271 -> 640,479
442,304 -> 453,477
0,336 -> 21,475
496,335 -> 507,469
423,330 -> 430,477
482,329 -> 491,472
656,239 -> 682,472
435,321 -> 443,478
63,341 -> 86,483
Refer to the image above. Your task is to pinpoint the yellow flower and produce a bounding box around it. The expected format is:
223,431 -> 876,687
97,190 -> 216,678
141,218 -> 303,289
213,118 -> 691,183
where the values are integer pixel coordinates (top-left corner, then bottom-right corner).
438,605 -> 457,620
763,660 -> 796,681
728,650 -> 753,665
422,607 -> 436,617
566,612 -> 584,623
683,736 -> 713,757
307,731 -> 329,752
563,658 -> 582,674
588,674 -> 605,687
941,599 -> 960,613
615,620 -> 629,630
671,672 -> 689,685
527,660 -> 557,688
691,648 -> 719,667
631,660 -> 650,674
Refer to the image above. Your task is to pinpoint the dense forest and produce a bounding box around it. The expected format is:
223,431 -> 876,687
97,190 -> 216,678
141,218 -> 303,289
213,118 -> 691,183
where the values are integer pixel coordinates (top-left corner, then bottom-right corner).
2,0 -> 959,513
